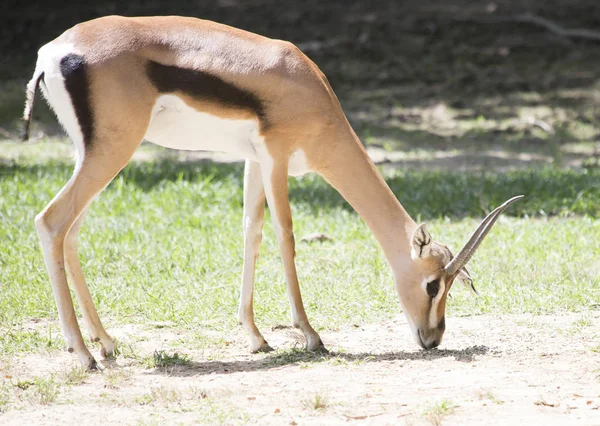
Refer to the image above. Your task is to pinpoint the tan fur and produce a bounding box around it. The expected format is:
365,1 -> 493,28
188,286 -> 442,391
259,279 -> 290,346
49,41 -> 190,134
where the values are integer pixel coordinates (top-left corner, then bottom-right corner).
238,160 -> 270,352
31,16 -> 468,367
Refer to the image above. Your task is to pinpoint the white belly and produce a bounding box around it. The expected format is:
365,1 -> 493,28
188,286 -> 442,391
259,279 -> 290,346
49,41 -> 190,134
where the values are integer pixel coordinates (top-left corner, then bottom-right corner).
144,94 -> 311,176
144,94 -> 261,161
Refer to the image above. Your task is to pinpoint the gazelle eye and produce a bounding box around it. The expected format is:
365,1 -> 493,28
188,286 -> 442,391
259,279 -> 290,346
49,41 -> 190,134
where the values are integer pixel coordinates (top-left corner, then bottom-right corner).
426,279 -> 440,298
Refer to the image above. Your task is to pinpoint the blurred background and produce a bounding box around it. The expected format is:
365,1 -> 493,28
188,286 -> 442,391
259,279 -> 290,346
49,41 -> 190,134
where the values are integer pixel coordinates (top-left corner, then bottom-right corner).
1,0 -> 599,173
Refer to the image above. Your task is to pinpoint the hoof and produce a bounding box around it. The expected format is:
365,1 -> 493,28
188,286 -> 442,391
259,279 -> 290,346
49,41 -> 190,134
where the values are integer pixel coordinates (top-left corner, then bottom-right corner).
87,358 -> 99,371
100,343 -> 118,359
251,342 -> 274,353
308,341 -> 328,354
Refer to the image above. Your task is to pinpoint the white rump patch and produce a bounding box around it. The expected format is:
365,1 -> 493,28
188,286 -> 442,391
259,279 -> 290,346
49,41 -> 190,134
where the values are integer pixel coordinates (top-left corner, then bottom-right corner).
35,42 -> 85,165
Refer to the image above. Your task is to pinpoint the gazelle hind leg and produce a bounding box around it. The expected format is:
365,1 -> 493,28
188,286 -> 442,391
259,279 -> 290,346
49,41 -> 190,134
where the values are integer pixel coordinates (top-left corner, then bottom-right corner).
257,149 -> 325,351
36,142 -> 141,369
35,53 -> 154,367
64,206 -> 116,358
238,160 -> 272,352
36,176 -> 96,369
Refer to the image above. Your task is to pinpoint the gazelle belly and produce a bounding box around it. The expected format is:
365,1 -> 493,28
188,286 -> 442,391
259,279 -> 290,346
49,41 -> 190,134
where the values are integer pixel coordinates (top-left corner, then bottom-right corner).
144,94 -> 261,161
144,94 -> 311,176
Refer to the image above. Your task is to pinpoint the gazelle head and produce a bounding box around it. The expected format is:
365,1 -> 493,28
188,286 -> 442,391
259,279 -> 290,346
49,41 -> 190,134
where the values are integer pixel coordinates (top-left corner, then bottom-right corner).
395,196 -> 523,350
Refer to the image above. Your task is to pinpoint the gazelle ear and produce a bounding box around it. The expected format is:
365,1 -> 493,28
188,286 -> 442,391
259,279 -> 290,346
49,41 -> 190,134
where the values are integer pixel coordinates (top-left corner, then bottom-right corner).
456,267 -> 479,296
411,224 -> 433,260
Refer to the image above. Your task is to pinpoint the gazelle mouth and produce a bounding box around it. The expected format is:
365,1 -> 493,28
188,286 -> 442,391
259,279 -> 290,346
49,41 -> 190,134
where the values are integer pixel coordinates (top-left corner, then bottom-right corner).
418,329 -> 441,350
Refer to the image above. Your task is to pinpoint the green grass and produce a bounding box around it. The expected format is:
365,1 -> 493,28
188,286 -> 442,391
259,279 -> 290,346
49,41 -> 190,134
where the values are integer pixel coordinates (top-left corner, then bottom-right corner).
62,366 -> 89,386
136,385 -> 185,406
302,392 -> 329,411
0,326 -> 64,356
265,348 -> 329,367
143,351 -> 191,369
476,389 -> 504,405
26,375 -> 62,405
103,367 -> 133,389
0,143 -> 598,357
0,380 -> 11,413
423,399 -> 457,426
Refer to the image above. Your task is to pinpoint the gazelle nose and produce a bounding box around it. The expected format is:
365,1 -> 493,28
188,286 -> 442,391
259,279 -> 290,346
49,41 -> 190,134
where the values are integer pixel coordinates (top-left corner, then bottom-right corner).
418,329 -> 442,350
427,339 -> 440,349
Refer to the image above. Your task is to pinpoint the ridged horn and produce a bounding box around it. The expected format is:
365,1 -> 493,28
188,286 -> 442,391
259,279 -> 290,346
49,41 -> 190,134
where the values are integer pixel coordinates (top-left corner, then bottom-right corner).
444,195 -> 524,276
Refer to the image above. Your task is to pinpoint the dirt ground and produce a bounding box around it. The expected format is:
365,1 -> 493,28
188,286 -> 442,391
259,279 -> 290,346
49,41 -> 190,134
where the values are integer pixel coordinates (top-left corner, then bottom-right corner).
1,312 -> 599,425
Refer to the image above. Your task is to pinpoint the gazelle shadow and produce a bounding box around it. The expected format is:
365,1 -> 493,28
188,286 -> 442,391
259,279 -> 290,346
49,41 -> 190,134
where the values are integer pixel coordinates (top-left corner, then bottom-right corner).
146,345 -> 490,377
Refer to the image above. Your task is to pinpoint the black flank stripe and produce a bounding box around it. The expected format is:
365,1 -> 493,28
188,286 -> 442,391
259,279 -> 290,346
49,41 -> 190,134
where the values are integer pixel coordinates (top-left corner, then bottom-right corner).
146,60 -> 267,123
60,54 -> 94,147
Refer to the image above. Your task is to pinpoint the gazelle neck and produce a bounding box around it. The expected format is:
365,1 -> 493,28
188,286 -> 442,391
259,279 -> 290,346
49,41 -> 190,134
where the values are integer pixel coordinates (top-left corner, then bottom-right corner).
317,127 -> 417,264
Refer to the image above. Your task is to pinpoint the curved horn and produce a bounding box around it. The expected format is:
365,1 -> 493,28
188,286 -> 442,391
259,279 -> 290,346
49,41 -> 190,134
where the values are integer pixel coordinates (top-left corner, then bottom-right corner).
445,195 -> 524,276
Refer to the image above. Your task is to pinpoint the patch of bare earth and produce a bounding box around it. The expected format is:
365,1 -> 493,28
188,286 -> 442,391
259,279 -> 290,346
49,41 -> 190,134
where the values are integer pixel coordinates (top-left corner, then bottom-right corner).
1,313 -> 599,425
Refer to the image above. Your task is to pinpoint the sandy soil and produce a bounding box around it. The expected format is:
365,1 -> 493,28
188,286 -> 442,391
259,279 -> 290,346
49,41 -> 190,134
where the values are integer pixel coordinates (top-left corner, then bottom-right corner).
1,312 -> 599,425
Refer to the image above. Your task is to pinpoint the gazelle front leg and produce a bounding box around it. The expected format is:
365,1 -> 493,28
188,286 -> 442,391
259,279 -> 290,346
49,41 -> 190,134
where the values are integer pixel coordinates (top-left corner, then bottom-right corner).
238,160 -> 272,352
258,150 -> 325,352
64,207 -> 117,358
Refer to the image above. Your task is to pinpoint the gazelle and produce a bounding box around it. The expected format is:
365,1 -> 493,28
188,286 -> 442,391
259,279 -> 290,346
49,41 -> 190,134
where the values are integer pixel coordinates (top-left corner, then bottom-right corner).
24,16 -> 522,369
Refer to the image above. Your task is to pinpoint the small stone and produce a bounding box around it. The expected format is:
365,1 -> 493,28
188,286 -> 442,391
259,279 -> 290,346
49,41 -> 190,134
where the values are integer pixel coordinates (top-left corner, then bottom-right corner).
300,232 -> 333,243
150,321 -> 176,328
